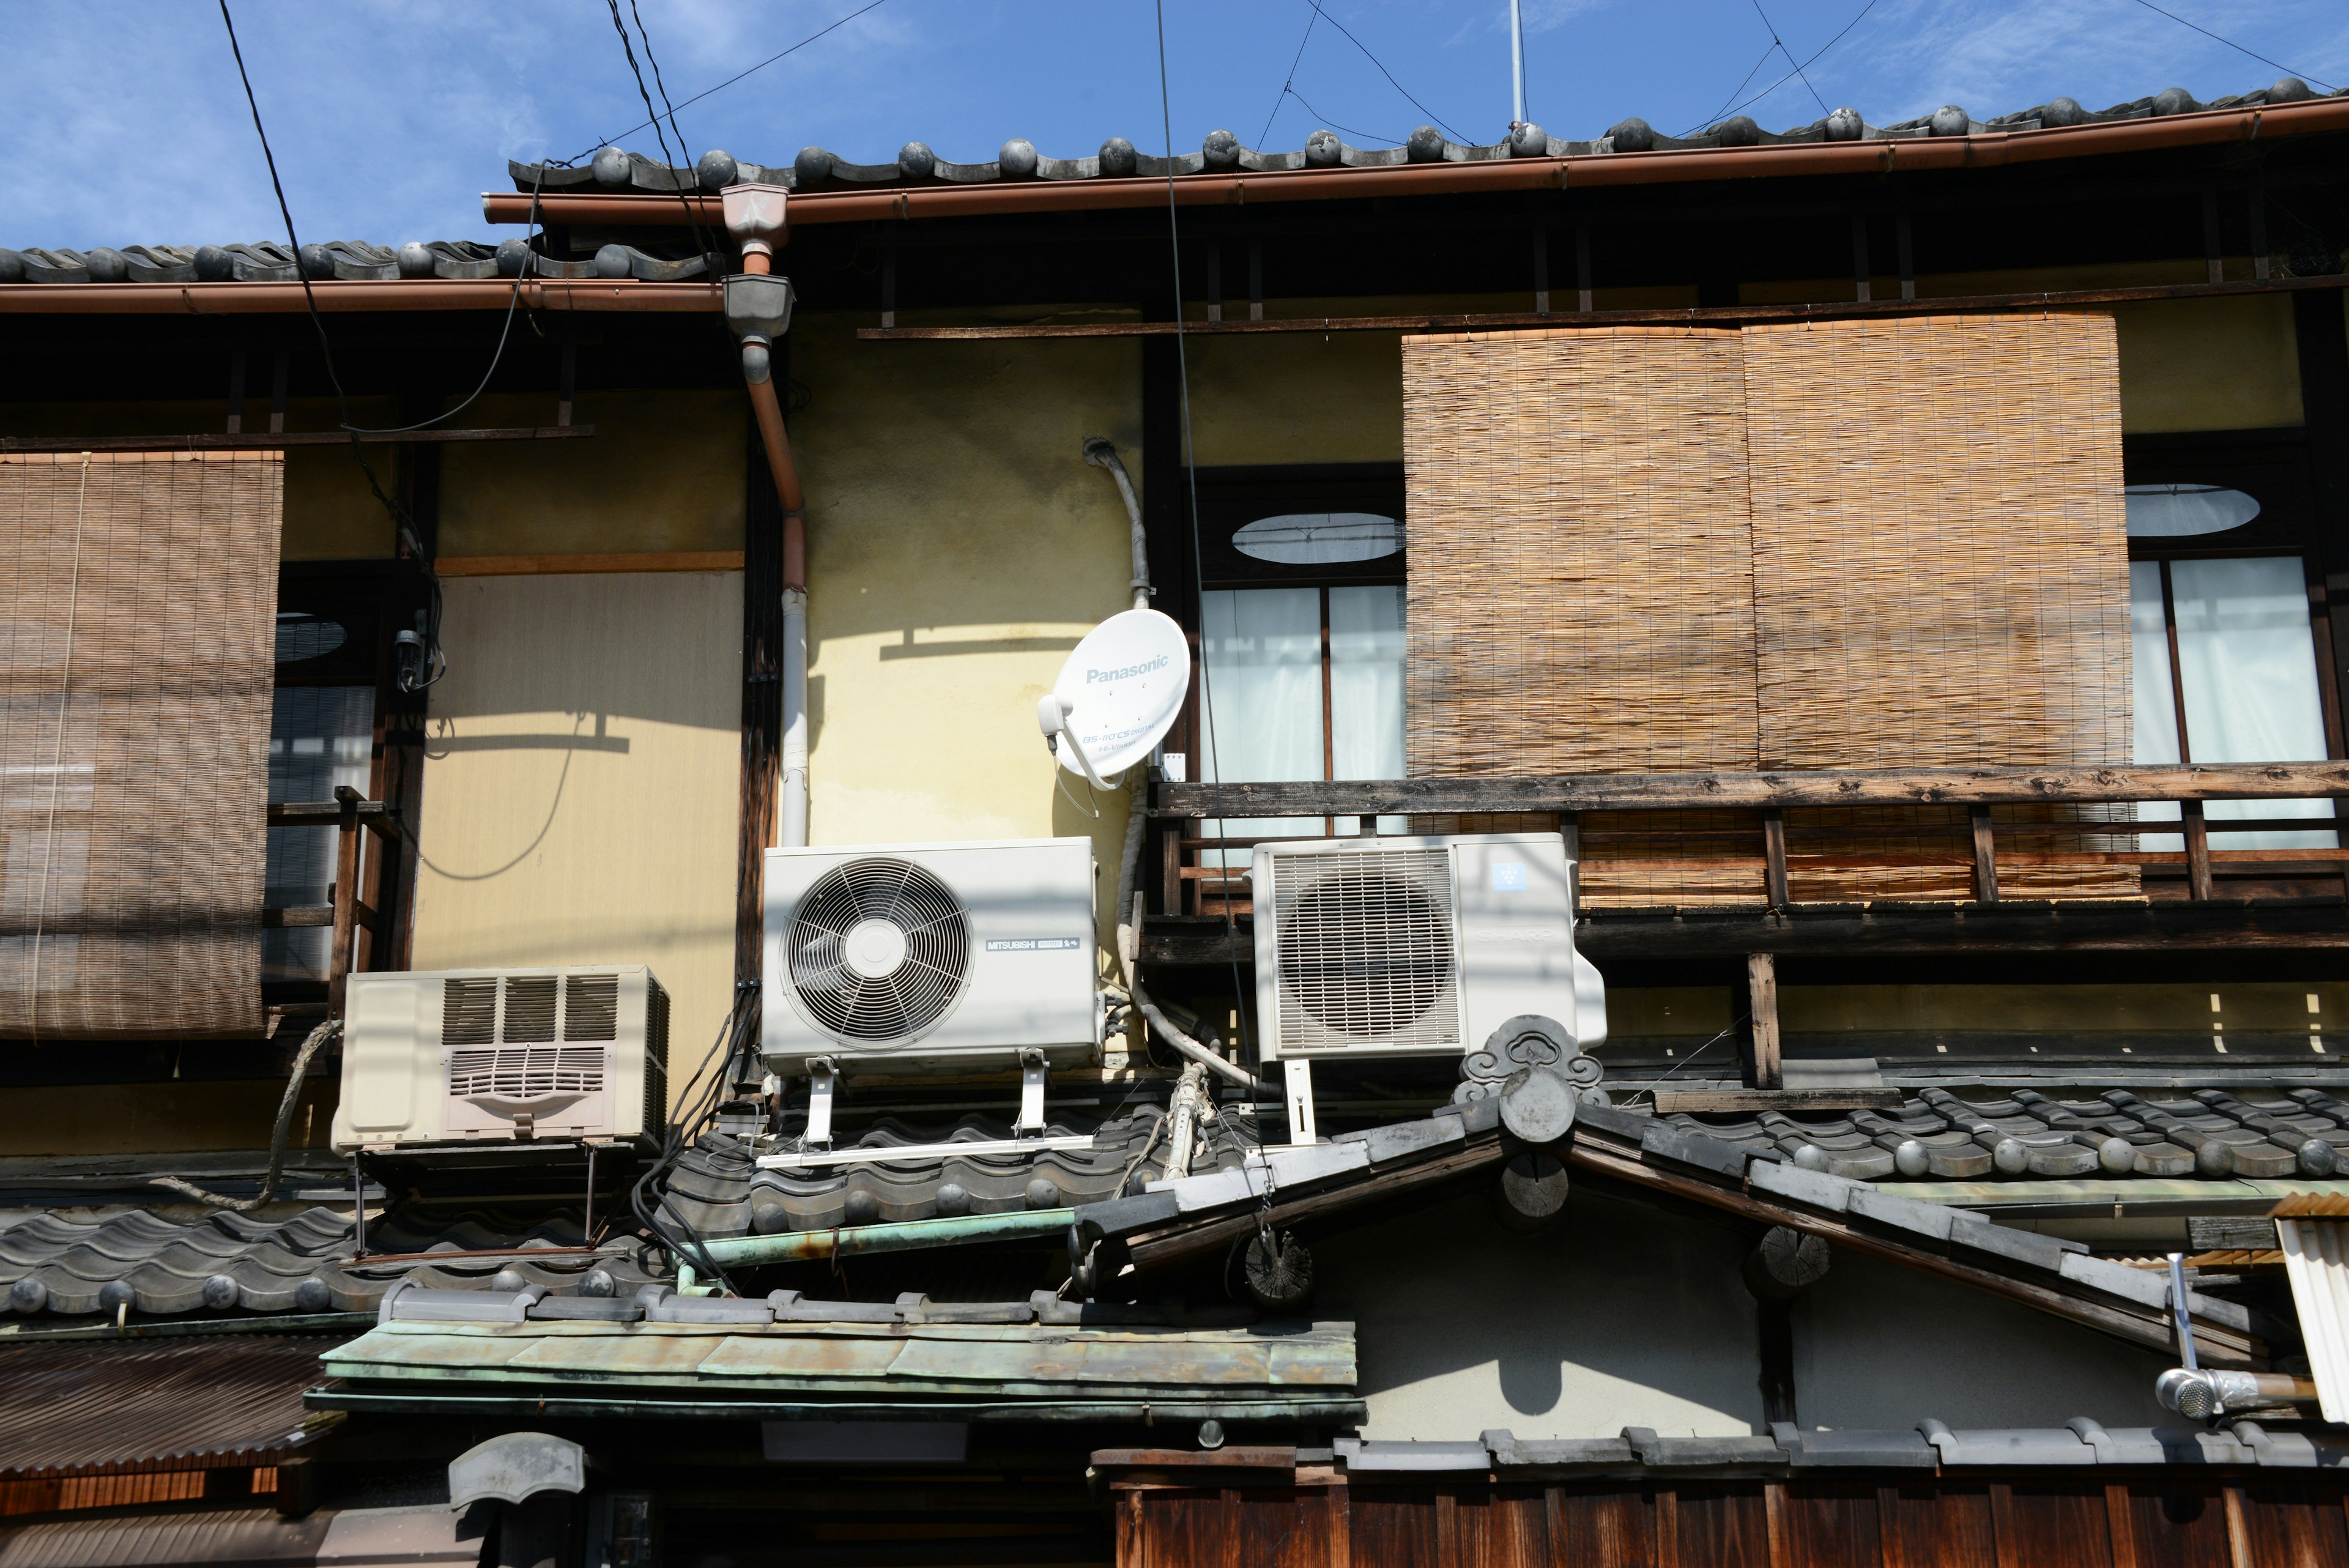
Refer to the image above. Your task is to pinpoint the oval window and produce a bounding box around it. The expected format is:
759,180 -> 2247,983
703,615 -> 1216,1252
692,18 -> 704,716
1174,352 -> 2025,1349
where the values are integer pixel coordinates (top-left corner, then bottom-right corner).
2124,484 -> 2262,538
1231,512 -> 1402,565
276,612 -> 348,664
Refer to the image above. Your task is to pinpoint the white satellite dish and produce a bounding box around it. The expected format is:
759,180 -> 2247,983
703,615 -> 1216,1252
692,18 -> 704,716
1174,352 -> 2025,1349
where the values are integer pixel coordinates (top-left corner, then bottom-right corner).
1038,608 -> 1190,786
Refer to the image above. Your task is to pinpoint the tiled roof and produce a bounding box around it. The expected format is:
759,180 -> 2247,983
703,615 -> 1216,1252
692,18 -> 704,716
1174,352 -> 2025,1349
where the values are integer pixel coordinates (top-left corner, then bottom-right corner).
0,1336 -> 336,1481
0,1204 -> 661,1320
513,76 -> 2337,195
0,238 -> 704,284
1669,1085 -> 2349,1181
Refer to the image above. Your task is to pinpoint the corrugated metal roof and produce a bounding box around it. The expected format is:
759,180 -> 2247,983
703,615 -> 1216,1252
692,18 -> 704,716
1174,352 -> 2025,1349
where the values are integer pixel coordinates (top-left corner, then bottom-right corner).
0,1336 -> 344,1481
0,1509 -> 330,1568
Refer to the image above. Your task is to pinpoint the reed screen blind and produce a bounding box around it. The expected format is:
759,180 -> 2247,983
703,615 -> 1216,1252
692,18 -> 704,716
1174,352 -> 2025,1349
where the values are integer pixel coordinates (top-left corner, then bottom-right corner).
1402,313 -> 2133,904
0,451 -> 283,1039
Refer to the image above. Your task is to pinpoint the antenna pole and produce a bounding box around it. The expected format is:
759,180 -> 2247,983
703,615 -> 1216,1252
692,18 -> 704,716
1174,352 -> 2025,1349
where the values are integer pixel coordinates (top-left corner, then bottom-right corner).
1509,0 -> 1526,127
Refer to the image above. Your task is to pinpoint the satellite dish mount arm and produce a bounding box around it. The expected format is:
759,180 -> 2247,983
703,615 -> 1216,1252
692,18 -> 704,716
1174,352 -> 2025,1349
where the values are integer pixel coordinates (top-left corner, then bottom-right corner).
1038,694 -> 1118,791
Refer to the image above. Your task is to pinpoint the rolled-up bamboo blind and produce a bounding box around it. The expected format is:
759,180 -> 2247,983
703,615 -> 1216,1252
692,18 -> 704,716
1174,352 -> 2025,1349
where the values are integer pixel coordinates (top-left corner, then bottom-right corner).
0,451 -> 282,1038
1401,313 -> 2134,904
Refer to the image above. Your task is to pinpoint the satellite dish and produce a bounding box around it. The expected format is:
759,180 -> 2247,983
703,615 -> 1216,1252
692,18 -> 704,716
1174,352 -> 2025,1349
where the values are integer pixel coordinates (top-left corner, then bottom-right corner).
1039,608 -> 1190,785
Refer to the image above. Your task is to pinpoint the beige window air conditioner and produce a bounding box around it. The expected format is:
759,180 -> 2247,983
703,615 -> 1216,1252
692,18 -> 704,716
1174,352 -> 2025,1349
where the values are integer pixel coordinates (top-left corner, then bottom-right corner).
330,967 -> 671,1153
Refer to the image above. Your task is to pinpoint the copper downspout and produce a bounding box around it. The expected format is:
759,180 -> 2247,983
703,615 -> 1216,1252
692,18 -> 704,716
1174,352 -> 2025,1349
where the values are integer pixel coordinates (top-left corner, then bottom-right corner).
723,186 -> 811,849
481,96 -> 2349,230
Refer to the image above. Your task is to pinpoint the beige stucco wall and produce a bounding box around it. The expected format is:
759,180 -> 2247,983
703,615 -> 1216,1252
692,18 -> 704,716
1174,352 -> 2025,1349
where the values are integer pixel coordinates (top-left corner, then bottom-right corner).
1320,1190 -> 1765,1441
787,311 -> 1143,956
436,391 -> 746,558
1795,1248 -> 2170,1429
409,571 -> 742,1110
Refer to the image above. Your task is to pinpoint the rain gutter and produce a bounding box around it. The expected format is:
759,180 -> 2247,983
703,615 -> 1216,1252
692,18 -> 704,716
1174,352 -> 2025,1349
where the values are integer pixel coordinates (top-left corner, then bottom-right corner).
0,280 -> 719,314
480,97 -> 2349,231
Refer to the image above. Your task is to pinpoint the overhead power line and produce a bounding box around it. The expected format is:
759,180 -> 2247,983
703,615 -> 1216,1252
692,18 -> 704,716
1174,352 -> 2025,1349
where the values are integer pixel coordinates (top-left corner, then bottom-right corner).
2123,0 -> 2336,92
1301,1 -> 1469,144
1258,6 -> 1321,148
1745,0 -> 1831,116
1688,0 -> 1879,134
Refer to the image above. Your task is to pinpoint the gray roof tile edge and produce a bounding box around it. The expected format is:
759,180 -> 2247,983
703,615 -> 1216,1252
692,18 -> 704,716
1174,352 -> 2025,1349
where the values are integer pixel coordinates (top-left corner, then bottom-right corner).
508,80 -> 2344,194
1478,1419 -> 2349,1472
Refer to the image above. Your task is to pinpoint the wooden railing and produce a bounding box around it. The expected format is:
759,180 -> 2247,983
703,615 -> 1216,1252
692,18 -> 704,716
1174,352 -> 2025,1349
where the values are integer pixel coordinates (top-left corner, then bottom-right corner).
1152,762 -> 2349,915
262,786 -> 397,1014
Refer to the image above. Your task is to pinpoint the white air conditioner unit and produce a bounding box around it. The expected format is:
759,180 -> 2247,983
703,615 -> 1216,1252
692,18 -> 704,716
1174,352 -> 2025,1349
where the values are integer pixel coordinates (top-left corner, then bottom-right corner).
762,838 -> 1100,1077
330,966 -> 671,1153
1252,831 -> 1605,1061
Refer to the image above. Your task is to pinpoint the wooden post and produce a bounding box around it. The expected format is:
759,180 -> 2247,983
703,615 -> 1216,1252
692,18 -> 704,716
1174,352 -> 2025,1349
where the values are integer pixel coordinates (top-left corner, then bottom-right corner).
328,786 -> 363,1018
1764,1481 -> 1787,1568
1158,818 -> 1184,917
1747,952 -> 1782,1091
1969,804 -> 1999,903
2222,1485 -> 2252,1568
1761,809 -> 1790,908
2182,800 -> 2215,900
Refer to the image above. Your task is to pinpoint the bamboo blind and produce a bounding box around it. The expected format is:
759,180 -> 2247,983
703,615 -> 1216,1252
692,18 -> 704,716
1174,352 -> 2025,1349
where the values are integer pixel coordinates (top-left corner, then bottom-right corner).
0,451 -> 282,1038
1401,314 -> 2135,905
1403,327 -> 1761,776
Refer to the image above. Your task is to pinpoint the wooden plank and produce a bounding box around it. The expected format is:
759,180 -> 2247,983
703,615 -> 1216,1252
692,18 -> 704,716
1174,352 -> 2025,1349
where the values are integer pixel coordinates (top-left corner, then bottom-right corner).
1970,805 -> 2000,903
1153,762 -> 2349,817
1747,954 -> 1782,1091
2223,1485 -> 2252,1568
856,272 -> 2349,340
2184,801 -> 2217,900
1653,1088 -> 1902,1113
262,907 -> 335,929
434,550 -> 746,577
269,800 -> 395,828
1140,899 -> 2349,966
1762,810 -> 1791,909
1763,1483 -> 1786,1568
0,427 -> 593,451
1327,1484 -> 1350,1568
2105,1482 -> 2140,1568
1655,1488 -> 1677,1568
1874,1487 -> 1907,1568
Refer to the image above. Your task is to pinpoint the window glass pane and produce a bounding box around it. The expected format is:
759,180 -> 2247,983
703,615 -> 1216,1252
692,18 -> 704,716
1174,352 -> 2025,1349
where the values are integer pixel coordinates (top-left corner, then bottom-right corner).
1330,585 -> 1407,834
2170,557 -> 2334,849
2130,562 -> 2183,847
1198,588 -> 1323,863
265,686 -> 374,983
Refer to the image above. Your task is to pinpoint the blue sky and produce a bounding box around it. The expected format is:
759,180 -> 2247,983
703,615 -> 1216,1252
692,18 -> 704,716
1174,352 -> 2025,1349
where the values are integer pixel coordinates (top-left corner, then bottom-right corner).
4,0 -> 2343,250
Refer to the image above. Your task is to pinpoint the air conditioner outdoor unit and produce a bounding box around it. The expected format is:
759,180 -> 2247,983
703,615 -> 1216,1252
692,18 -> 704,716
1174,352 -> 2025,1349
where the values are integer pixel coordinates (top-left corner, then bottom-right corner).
762,838 -> 1100,1078
330,966 -> 671,1153
1252,831 -> 1606,1061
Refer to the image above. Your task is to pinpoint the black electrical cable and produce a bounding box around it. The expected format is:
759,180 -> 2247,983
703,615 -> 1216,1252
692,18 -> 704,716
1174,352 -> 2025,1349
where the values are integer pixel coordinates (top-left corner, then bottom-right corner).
629,986 -> 759,1296
216,1 -> 450,691
2122,0 -> 2336,92
1686,0 -> 1879,133
1154,1 -> 1272,1154
1256,4 -> 1321,149
1746,0 -> 1831,116
571,0 -> 892,162
1302,0 -> 1468,143
603,0 -> 723,267
1282,87 -> 1408,148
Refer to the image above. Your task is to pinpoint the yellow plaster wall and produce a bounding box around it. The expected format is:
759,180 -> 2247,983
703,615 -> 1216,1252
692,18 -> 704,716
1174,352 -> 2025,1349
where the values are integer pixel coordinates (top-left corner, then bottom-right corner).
435,390 -> 746,558
787,311 -> 1142,956
409,572 -> 742,1110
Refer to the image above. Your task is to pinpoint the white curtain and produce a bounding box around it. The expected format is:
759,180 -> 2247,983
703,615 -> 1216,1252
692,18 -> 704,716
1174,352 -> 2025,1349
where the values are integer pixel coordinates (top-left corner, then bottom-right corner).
1330,585 -> 1407,833
264,685 -> 375,981
1198,589 -> 1324,862
2131,557 -> 2333,851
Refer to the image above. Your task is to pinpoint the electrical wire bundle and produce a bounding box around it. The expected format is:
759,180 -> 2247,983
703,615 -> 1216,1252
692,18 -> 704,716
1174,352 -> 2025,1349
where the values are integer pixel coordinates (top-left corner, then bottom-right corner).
628,983 -> 762,1296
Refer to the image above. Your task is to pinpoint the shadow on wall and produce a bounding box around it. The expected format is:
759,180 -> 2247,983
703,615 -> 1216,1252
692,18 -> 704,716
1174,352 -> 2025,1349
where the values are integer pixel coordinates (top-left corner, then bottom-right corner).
1794,1246 -> 2172,1430
427,576 -> 741,730
1312,1187 -> 1765,1440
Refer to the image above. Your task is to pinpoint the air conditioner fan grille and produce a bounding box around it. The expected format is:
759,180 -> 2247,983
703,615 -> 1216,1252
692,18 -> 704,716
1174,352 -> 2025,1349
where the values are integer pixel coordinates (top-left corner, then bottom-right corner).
1273,849 -> 1461,1049
787,857 -> 969,1042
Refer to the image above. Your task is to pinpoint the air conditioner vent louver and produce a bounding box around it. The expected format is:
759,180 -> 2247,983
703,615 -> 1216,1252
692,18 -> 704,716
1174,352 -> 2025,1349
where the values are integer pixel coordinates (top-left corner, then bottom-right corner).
564,975 -> 619,1041
447,1045 -> 606,1101
504,976 -> 558,1042
1271,848 -> 1462,1052
787,857 -> 970,1042
443,979 -> 497,1046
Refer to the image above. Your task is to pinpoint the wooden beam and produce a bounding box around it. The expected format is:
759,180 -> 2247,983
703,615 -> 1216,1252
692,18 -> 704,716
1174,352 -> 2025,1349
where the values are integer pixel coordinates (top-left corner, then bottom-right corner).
1747,954 -> 1782,1090
1153,762 -> 2349,817
2183,800 -> 2217,901
1761,809 -> 1791,908
858,273 -> 2349,341
1137,898 -> 2349,965
433,551 -> 746,577
0,427 -> 594,452
1969,804 -> 2000,903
